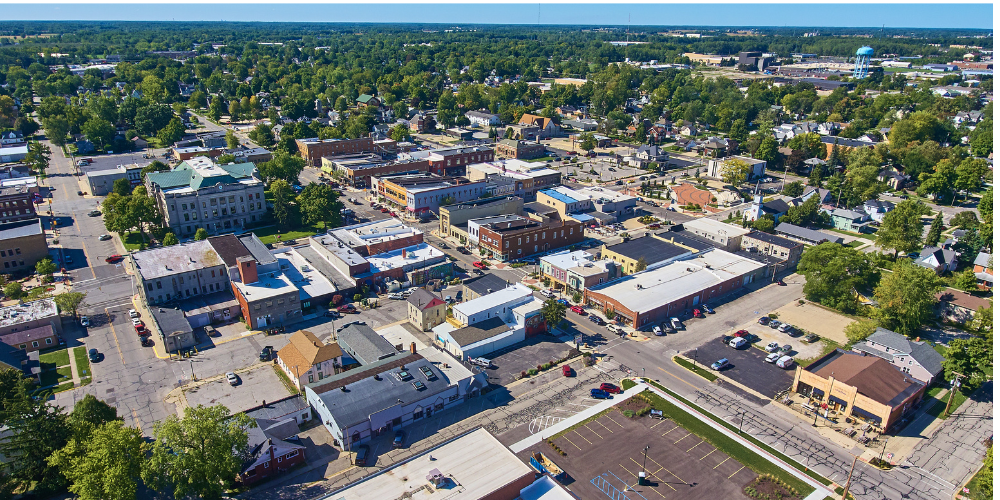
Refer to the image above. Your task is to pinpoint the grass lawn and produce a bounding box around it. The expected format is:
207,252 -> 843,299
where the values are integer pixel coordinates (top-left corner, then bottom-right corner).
828,228 -> 876,241
933,344 -> 947,356
53,382 -> 75,393
122,231 -> 152,251
253,221 -> 326,245
927,387 -> 971,419
962,455 -> 992,500
73,347 -> 91,379
673,356 -> 718,381
56,366 -> 73,382
39,348 -> 70,369
847,240 -> 866,248
271,364 -> 300,395
27,286 -> 54,300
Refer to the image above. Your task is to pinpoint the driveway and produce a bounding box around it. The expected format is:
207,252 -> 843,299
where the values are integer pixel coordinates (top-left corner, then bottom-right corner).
687,337 -> 795,398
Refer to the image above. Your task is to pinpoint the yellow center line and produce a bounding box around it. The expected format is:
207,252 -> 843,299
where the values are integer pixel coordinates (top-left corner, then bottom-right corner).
728,465 -> 746,479
673,431 -> 691,444
701,449 -> 716,460
131,408 -> 142,432
714,456 -> 730,469
572,429 -> 593,445
105,307 -> 126,364
686,439 -> 704,452
657,365 -> 701,391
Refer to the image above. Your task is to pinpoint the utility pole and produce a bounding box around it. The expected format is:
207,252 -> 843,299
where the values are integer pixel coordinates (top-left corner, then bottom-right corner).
944,372 -> 966,415
841,455 -> 859,500
639,444 -> 649,485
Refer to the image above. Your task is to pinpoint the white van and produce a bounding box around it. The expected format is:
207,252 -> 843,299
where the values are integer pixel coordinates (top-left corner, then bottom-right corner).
775,356 -> 795,369
728,337 -> 747,349
470,357 -> 492,368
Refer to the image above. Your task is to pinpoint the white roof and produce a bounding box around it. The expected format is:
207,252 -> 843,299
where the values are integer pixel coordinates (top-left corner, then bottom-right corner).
541,249 -> 593,270
682,218 -> 751,239
325,428 -> 531,500
468,159 -> 555,180
588,250 -> 766,315
365,243 -> 444,272
272,249 -> 338,301
327,219 -> 422,248
452,283 -> 531,318
231,269 -> 297,301
575,186 -> 637,203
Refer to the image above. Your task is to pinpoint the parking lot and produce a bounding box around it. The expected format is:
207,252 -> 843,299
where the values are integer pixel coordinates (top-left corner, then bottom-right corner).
687,336 -> 795,398
477,334 -> 576,386
771,301 -> 854,345
731,316 -> 829,361
523,409 -> 757,500
183,363 -> 293,414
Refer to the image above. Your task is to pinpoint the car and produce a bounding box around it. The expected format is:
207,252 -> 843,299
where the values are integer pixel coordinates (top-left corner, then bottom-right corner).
80,315 -> 90,327
646,223 -> 661,229
131,318 -> 143,327
721,335 -> 733,345
325,310 -> 340,318
556,298 -> 569,306
765,342 -> 780,353
660,322 -> 675,334
701,304 -> 714,314
98,234 -> 112,241
393,430 -> 405,449
733,329 -> 750,338
438,242 -> 449,249
128,309 -> 139,319
472,268 -> 484,275
607,324 -> 624,335
780,344 -> 793,353
590,389 -> 612,399
670,317 -> 683,330
260,346 -> 274,361
77,191 -> 84,196
775,356 -> 795,369
729,337 -> 747,349
472,261 -> 488,270
571,305 -> 586,315
470,357 -> 492,368
387,292 -> 404,300
402,288 -> 416,297
766,352 -> 782,363
539,289 -> 553,298
758,316 -> 771,325
389,211 -> 397,218
380,208 -> 389,213
692,308 -> 704,318
338,305 -> 357,313
599,383 -> 621,394
769,319 -> 781,329
226,372 -> 239,386
106,254 -> 123,263
804,333 -> 820,343
652,325 -> 663,336
135,324 -> 148,336
457,247 -> 470,254
710,358 -> 729,371
562,365 -> 573,377
140,337 -> 153,347
87,210 -> 101,217
778,323 -> 795,334
589,314 -> 605,325
88,348 -> 101,362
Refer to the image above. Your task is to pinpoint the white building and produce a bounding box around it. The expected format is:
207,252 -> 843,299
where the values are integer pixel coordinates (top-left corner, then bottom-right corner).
431,283 -> 545,359
706,155 -> 767,182
464,110 -> 501,128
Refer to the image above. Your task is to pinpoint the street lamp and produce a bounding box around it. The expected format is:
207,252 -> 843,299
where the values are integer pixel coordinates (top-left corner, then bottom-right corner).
692,348 -> 698,367
639,445 -> 650,485
738,410 -> 746,434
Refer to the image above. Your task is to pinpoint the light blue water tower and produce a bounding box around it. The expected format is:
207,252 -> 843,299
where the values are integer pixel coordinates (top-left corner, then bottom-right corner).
853,46 -> 874,79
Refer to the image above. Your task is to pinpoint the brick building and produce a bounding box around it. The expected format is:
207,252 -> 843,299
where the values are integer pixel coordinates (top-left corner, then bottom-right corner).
295,137 -> 375,167
472,214 -> 584,262
0,186 -> 37,224
231,257 -> 303,330
401,145 -> 495,176
495,139 -> 546,159
321,156 -> 430,189
0,219 -> 48,274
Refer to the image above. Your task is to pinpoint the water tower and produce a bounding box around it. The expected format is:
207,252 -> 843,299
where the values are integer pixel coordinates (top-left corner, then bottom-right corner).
853,46 -> 874,79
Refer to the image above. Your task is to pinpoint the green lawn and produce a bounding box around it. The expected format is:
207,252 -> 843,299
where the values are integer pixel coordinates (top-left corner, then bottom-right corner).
962,455 -> 992,500
673,356 -> 718,381
56,366 -> 73,381
53,382 -> 75,393
39,348 -> 70,369
122,231 -> 152,251
253,222 -> 328,245
828,228 -> 876,241
926,387 -> 971,419
73,347 -> 91,380
847,240 -> 866,248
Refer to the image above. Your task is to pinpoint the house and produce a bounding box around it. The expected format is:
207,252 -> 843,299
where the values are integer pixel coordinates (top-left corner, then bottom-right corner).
517,114 -> 560,138
0,132 -> 24,146
820,136 -> 875,158
625,144 -> 669,168
973,252 -> 992,289
407,288 -> 446,331
739,230 -> 804,268
408,113 -> 434,133
953,111 -> 984,125
826,208 -> 871,233
356,94 -> 381,108
706,156 -> 767,182
74,140 -> 95,155
877,166 -> 911,190
914,246 -> 958,274
935,291 -> 991,325
791,350 -> 925,432
744,195 -> 790,223
432,284 -> 546,359
465,110 -> 501,128
857,200 -> 894,224
237,417 -> 306,485
775,222 -> 844,246
277,330 -> 344,389
851,327 -> 945,384
679,124 -> 699,137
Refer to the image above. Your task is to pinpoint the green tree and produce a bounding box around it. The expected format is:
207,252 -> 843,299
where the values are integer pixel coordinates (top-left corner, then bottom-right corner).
163,232 -> 179,246
782,181 -> 804,197
798,243 -> 879,313
875,199 -> 929,258
972,448 -> 993,500
754,134 -> 779,167
978,188 -> 992,244
635,256 -> 648,272
54,291 -> 86,318
3,282 -> 25,301
924,212 -> 944,247
156,118 -> 186,147
24,141 -> 52,176
101,193 -> 136,235
269,180 -> 295,227
297,182 -> 342,229
41,116 -> 70,147
389,124 -> 411,142
578,132 -> 596,152
950,211 -> 980,230
780,194 -> 823,227
48,420 -> 146,500
67,394 -> 120,441
953,269 -> 979,293
140,160 -> 170,179
81,118 -> 115,149
541,299 -> 567,333
728,119 -> 748,143
918,158 -> 957,203
942,331 -> 992,384
720,158 -> 751,187
844,319 -> 877,346
142,404 -> 255,500
258,152 -> 305,186
225,129 -> 239,149
248,123 -> 274,148
112,177 -> 133,196
0,395 -> 70,495
969,117 -> 992,157
873,260 -> 943,336
888,111 -> 947,150
188,90 -> 208,110
193,228 -> 209,241
954,158 -> 989,199
35,257 -> 56,278
786,132 -> 825,159
752,217 -> 775,233
208,97 -> 224,122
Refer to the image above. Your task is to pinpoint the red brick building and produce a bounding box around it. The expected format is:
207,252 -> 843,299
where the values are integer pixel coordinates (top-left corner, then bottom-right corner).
295,137 -> 375,167
475,215 -> 583,262
238,421 -> 307,485
424,145 -> 495,176
0,187 -> 38,224
495,139 -> 546,160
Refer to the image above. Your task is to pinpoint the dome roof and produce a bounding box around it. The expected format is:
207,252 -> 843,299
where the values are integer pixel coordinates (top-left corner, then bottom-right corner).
856,46 -> 875,56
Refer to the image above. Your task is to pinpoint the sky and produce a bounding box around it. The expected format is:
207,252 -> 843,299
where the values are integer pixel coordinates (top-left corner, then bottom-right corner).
0,3 -> 992,29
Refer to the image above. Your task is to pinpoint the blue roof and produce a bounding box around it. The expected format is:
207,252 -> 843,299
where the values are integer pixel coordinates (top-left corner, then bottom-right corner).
539,188 -> 578,205
570,213 -> 595,222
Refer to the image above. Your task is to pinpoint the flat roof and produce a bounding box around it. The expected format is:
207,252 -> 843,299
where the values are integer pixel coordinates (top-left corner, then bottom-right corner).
272,249 -> 338,301
453,283 -> 532,318
604,236 -> 689,262
681,218 -> 751,239
0,219 -> 42,241
326,428 -> 532,500
540,186 -> 584,204
448,317 -> 511,347
588,249 -> 766,315
464,273 -> 514,297
327,219 -> 422,249
540,250 -> 593,270
232,269 -> 297,301
365,243 -> 445,273
132,240 -> 224,281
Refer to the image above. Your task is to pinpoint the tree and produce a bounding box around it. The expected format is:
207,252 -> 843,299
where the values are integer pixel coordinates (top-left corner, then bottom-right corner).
54,291 -> 87,318
924,212 -> 944,247
67,394 -> 120,440
754,134 -> 779,167
48,420 -> 146,500
873,260 -> 943,336
101,193 -> 136,235
225,129 -> 239,149
297,183 -> 342,229
942,331 -> 992,385
874,199 -> 929,258
780,194 -> 824,227
142,404 -> 254,500
188,90 -> 208,110
194,228 -> 209,241
917,158 -> 957,203
578,132 -> 596,152
728,119 -> 748,143
257,152 -> 305,186
786,132 -> 825,159
979,188 -> 992,246
156,118 -> 186,147
163,232 -> 179,246
953,269 -> 980,293
844,318 -> 877,346
248,123 -> 274,148
270,180 -> 295,227
3,282 -> 25,301
140,160 -> 170,179
41,116 -> 70,147
950,211 -> 980,230
752,217 -> 775,233
24,141 -> 51,176
215,154 -> 236,164
971,448 -> 993,500
635,256 -> 648,272
208,97 -> 224,122
134,104 -> 173,136
719,158 -> 751,187
888,111 -> 947,150
35,257 -> 56,278
81,118 -> 115,149
969,117 -> 992,158
228,100 -> 242,122
954,158 -> 989,199
798,243 -> 879,314
389,124 -> 411,142
112,177 -> 133,196
541,299 -> 567,333
782,181 -> 804,197
0,396 -> 70,495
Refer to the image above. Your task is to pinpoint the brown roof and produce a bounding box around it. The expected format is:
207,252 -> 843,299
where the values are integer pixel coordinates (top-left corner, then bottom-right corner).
810,352 -> 922,406
935,290 -> 991,312
518,113 -> 553,130
207,234 -> 252,267
277,330 -> 343,378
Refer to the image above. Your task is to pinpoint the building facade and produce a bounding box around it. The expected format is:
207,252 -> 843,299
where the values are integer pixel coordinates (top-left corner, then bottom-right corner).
295,137 -> 375,167
474,215 -> 584,262
0,186 -> 37,224
495,139 -> 546,160
131,240 -> 229,305
0,219 -> 48,274
438,196 -> 525,241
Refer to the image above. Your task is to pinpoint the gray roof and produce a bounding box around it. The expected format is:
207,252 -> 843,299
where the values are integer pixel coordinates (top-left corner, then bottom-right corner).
150,305 -> 193,337
830,209 -> 866,221
448,317 -> 510,348
604,236 -> 689,262
744,230 -> 801,249
775,222 -> 844,245
653,230 -> 716,252
0,340 -> 26,371
464,273 -> 513,297
239,234 -> 278,267
244,395 -> 310,422
0,219 -> 42,241
0,324 -> 54,346
974,252 -> 991,269
336,322 -> 397,365
853,327 -> 944,377
406,288 -> 443,310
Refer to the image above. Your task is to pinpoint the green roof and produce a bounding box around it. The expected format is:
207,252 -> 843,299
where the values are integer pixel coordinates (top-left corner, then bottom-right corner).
146,160 -> 258,191
357,94 -> 376,103
145,170 -> 193,190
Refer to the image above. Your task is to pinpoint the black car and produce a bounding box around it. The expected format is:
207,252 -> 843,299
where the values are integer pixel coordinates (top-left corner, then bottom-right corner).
88,348 -> 100,362
140,337 -> 153,347
588,314 -> 605,325
758,316 -> 770,325
456,247 -> 470,254
260,346 -> 275,361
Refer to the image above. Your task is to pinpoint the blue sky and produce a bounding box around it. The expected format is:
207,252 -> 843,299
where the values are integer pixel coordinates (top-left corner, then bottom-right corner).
1,4 -> 992,29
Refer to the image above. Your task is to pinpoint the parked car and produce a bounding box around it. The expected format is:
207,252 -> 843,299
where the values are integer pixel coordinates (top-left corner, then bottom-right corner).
765,342 -> 780,353
99,234 -> 112,241
775,356 -> 795,369
355,445 -> 370,466
260,346 -> 274,361
539,289 -> 553,298
106,254 -> 123,263
128,309 -> 139,319
660,322 -> 675,333
571,305 -> 586,315
590,389 -> 612,399
728,337 -> 747,349
733,329 -> 750,338
607,324 -> 624,335
87,210 -> 101,217
710,358 -> 730,371
804,333 -> 820,343
599,383 -> 621,394
670,317 -> 683,330
387,292 -> 404,300
692,308 -> 704,318
80,316 -> 90,327
131,318 -> 143,327
589,314 -> 605,325
472,261 -> 488,270
140,337 -> 153,347
393,430 -> 405,449
325,309 -> 340,318
226,372 -> 239,386
765,352 -> 782,363
470,357 -> 492,368
769,319 -> 781,329
701,304 -> 714,314
556,298 -> 569,306
646,223 -> 661,229
88,348 -> 101,362
562,365 -> 573,377
780,344 -> 792,353
338,304 -> 358,313
457,247 -> 470,254
758,316 -> 771,325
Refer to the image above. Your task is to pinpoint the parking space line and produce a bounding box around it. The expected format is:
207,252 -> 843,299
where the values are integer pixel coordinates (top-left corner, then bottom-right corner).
572,429 -> 593,445
661,424 -> 678,436
673,431 -> 691,444
582,424 -> 603,440
644,456 -> 687,485
604,415 -> 626,428
728,465 -> 745,479
627,458 -> 673,493
686,439 -> 703,452
713,457 -> 730,469
592,419 -> 614,434
650,418 -> 669,428
700,449 -> 716,460
561,436 -> 582,451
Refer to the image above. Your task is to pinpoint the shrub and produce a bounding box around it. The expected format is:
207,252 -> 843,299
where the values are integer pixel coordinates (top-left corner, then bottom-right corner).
536,364 -> 543,371
622,410 -> 635,418
520,370 -> 527,378
528,368 -> 538,376
768,313 -> 778,319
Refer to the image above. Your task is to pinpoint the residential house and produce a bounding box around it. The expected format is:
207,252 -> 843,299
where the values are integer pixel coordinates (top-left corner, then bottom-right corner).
516,114 -> 560,138
237,417 -> 306,485
935,291 -> 991,326
857,200 -> 895,224
914,246 -> 958,274
407,288 -> 446,331
0,132 -> 24,146
826,208 -> 871,233
277,330 -> 344,389
356,94 -> 381,108
973,252 -> 992,289
465,111 -> 501,128
850,327 -> 945,384
743,195 -> 791,223
625,144 -> 669,168
877,167 -> 911,190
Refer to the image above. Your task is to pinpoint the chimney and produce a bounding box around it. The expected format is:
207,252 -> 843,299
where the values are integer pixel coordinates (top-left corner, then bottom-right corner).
410,342 -> 417,354
402,248 -> 407,258
237,256 -> 258,284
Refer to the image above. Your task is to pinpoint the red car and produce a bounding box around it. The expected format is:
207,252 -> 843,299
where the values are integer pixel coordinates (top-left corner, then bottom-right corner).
646,223 -> 661,229
599,383 -> 621,394
105,254 -> 123,263
562,365 -> 573,377
571,305 -> 586,315
733,329 -> 750,338
338,304 -> 358,314
380,208 -> 389,213
389,211 -> 397,218
472,261 -> 487,270
135,325 -> 148,336
692,308 -> 704,318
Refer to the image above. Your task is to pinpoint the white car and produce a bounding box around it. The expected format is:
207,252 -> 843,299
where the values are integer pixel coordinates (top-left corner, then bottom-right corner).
670,317 -> 683,330
470,357 -> 491,368
387,292 -> 404,300
775,356 -> 795,369
607,324 -> 624,335
539,289 -> 553,298
226,372 -> 239,386
128,309 -> 139,319
80,316 -> 90,327
728,337 -> 747,349
99,234 -> 112,241
765,342 -> 780,353
778,323 -> 794,334
652,326 -> 663,336
765,352 -> 782,363
131,318 -> 143,326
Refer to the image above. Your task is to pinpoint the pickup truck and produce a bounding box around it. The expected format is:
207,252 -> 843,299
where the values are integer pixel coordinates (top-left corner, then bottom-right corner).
530,452 -> 566,480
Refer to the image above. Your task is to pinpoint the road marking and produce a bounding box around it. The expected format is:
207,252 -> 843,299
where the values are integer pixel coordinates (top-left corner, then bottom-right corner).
673,431 -> 691,444
700,449 -> 715,460
105,307 -> 126,364
582,423 -> 603,439
650,418 -> 668,428
661,425 -> 678,436
645,455 -> 687,485
131,408 -> 142,432
592,418 -> 614,434
606,415 -> 625,428
627,458 -> 673,493
728,465 -> 745,479
713,457 -> 730,469
686,439 -> 703,452
572,429 -> 593,445
657,365 -> 701,391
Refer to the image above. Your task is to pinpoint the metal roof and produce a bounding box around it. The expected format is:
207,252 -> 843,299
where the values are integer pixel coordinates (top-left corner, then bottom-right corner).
336,323 -> 398,365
